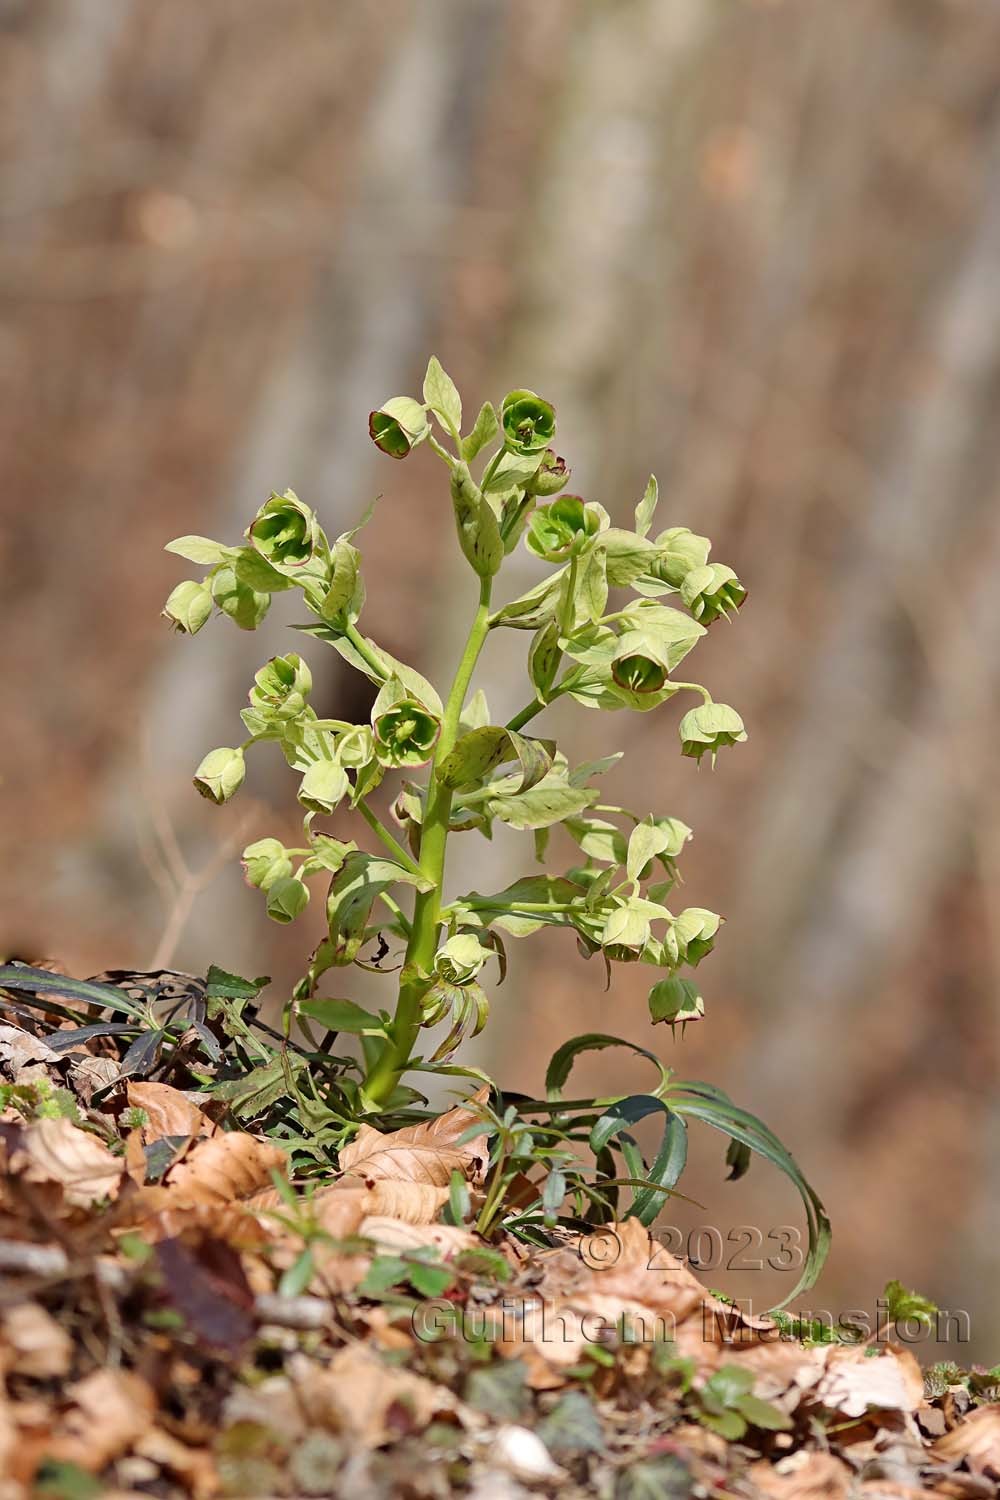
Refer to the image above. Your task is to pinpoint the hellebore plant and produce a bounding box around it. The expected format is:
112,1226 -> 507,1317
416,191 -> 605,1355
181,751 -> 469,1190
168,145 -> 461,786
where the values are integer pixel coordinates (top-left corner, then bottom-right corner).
163,357 -> 829,1304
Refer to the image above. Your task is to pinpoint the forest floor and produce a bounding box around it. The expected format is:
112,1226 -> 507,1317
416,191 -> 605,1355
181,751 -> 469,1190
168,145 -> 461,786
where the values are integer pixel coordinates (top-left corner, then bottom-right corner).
1,970 -> 998,1500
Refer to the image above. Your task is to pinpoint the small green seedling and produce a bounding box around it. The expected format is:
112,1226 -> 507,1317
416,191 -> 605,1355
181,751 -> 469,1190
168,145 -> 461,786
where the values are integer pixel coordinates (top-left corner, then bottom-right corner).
163,357 -> 828,1306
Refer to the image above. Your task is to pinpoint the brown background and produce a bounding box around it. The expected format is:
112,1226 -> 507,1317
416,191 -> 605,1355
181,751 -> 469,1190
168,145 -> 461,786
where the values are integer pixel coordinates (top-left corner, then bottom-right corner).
2,0 -> 998,1360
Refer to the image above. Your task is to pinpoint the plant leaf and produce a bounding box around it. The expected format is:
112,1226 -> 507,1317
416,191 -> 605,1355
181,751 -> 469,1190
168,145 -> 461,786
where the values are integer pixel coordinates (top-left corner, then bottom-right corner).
545,1033 -> 671,1100
461,401 -> 499,462
0,965 -> 148,1020
298,997 -> 387,1035
423,355 -> 462,435
164,535 -> 231,566
665,1079 -> 831,1308
438,726 -> 555,794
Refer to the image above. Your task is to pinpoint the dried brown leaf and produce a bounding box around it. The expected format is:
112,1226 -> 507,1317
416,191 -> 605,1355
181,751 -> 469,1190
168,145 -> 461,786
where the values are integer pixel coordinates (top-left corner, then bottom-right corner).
934,1405 -> 1000,1478
126,1080 -> 211,1143
749,1451 -> 852,1498
1,1302 -> 73,1378
359,1215 -> 479,1256
0,1025 -> 60,1085
155,1234 -> 256,1352
290,1343 -> 482,1447
812,1344 -> 924,1418
5,1118 -> 122,1207
164,1129 -> 285,1205
45,1369 -> 155,1472
338,1087 -> 489,1188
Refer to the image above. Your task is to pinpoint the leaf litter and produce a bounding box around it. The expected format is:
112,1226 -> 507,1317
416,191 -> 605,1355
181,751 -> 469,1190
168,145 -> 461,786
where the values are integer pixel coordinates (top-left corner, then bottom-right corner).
0,984 -> 996,1499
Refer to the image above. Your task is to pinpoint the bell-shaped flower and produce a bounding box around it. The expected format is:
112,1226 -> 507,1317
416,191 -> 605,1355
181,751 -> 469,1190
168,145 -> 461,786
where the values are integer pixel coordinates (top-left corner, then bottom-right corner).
678,703 -> 747,764
680,562 -> 747,623
368,396 -> 430,458
501,388 -> 556,453
249,653 -> 313,723
241,838 -> 293,892
162,579 -> 212,635
526,494 -> 605,563
247,490 -> 326,575
193,746 -> 246,804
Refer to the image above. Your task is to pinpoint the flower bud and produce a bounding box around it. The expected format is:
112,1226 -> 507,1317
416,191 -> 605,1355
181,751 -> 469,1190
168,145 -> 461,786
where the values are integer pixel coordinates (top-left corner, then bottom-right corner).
525,449 -> 570,498
193,747 -> 246,804
678,703 -> 747,764
667,907 -> 722,966
501,389 -> 556,454
241,837 -> 293,892
249,653 -> 312,722
526,495 -> 603,563
248,490 -> 325,575
435,933 -> 489,985
374,698 -> 440,768
266,876 -> 310,924
368,396 -> 430,459
210,565 -> 270,630
680,562 -> 746,623
298,758 -> 350,815
649,527 -> 711,589
648,976 -> 704,1032
162,579 -> 212,635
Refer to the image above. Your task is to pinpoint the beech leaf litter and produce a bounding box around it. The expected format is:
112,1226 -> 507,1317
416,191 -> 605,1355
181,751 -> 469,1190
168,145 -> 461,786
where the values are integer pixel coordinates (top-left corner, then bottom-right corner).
1,979 -> 996,1499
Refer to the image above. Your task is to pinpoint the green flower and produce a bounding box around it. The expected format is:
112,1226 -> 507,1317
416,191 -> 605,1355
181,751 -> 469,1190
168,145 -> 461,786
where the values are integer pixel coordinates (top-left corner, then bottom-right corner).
374,698 -> 440,768
211,565 -> 270,630
193,747 -> 246,804
368,396 -> 430,459
435,933 -> 490,984
298,757 -> 350,814
162,579 -> 212,635
241,838 -> 293,892
648,527 -> 712,589
610,632 -> 673,695
666,907 -> 722,966
266,876 -> 310,924
525,449 -> 570,498
681,563 -> 747,623
248,490 -> 325,575
526,495 -> 603,563
249,653 -> 312,723
501,388 -> 556,454
678,703 -> 747,764
648,976 -> 704,1032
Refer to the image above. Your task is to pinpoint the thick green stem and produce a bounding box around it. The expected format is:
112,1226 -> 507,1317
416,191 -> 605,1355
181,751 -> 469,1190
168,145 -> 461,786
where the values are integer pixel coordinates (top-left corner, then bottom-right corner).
356,798 -> 424,881
363,574 -> 493,1104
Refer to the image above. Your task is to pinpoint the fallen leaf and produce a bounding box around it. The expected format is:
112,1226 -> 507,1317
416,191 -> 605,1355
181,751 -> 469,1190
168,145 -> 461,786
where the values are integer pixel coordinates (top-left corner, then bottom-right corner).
0,1025 -> 60,1085
164,1130 -> 285,1204
45,1369 -> 156,1471
155,1234 -> 256,1352
359,1216 -> 479,1256
338,1088 -> 489,1188
812,1344 -> 924,1418
934,1404 -> 1000,1478
749,1450 -> 852,1498
1,1302 -> 73,1378
5,1117 -> 122,1207
126,1081 -> 211,1143
290,1343 -> 482,1447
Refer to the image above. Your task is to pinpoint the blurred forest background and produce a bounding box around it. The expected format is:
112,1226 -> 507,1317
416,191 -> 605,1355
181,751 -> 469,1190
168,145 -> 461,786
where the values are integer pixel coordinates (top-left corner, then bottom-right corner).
2,0 -> 999,1360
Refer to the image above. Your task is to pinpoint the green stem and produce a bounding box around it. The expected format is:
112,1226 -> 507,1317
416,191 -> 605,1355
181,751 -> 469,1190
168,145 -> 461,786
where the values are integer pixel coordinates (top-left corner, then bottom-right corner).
363,574 -> 494,1104
344,623 -> 391,682
356,798 -> 424,881
506,699 -> 544,732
